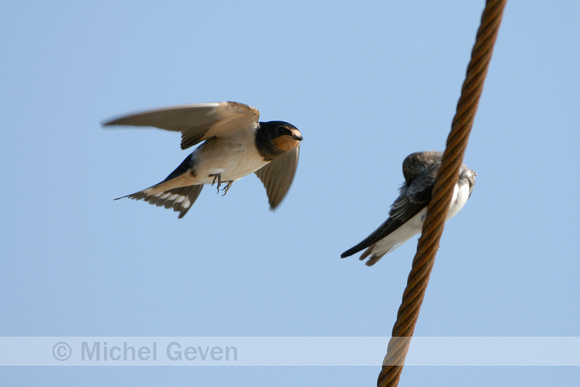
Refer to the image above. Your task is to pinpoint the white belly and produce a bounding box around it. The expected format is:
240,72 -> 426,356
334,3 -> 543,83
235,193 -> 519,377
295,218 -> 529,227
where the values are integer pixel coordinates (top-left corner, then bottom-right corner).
192,136 -> 267,184
371,183 -> 470,257
446,182 -> 471,220
417,183 -> 470,223
372,208 -> 426,256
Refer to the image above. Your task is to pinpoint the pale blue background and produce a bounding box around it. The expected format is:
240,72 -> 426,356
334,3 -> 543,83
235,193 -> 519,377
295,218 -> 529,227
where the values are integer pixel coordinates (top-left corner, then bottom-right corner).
2,1 -> 580,386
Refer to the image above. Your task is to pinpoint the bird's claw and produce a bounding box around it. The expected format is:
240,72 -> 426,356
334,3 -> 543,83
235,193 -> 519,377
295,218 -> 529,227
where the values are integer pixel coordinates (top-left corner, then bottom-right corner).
221,181 -> 233,196
210,174 -> 233,196
210,174 -> 221,193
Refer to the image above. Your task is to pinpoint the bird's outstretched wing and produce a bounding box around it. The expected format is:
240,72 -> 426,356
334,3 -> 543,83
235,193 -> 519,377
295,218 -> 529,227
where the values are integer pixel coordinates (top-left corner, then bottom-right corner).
255,144 -> 300,209
102,101 -> 260,150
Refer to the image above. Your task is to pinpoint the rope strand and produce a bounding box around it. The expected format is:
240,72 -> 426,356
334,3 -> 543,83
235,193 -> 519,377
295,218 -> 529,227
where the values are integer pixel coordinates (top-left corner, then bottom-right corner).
377,1 -> 507,385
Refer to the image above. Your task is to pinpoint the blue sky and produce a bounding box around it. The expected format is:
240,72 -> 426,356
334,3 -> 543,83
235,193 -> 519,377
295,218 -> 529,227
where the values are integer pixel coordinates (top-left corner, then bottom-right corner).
2,1 -> 580,386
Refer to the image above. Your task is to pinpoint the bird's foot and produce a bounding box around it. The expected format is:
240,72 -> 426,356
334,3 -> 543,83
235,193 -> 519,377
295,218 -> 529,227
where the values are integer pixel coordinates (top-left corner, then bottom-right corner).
221,181 -> 233,196
209,174 -> 233,195
210,173 -> 222,194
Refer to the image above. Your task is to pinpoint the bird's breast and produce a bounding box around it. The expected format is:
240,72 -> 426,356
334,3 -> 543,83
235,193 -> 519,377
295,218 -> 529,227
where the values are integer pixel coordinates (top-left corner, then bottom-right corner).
192,137 -> 269,184
447,182 -> 471,220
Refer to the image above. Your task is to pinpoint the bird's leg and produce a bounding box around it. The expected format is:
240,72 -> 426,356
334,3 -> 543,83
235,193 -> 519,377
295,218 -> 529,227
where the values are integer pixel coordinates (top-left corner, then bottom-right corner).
221,181 -> 233,196
209,174 -> 233,196
209,173 -> 222,194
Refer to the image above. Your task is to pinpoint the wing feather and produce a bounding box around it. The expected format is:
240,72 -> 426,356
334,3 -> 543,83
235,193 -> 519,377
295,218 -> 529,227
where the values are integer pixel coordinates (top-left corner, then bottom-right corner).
254,144 -> 300,209
103,101 -> 260,150
341,167 -> 437,259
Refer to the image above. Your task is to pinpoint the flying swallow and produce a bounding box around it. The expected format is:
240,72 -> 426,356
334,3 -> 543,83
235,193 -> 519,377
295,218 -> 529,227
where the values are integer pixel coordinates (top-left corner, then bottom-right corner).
103,101 -> 303,218
341,151 -> 475,266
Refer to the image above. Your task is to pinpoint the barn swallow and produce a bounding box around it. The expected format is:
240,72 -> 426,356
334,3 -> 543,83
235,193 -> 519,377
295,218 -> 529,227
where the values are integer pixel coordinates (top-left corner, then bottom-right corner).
341,151 -> 475,266
103,101 -> 302,218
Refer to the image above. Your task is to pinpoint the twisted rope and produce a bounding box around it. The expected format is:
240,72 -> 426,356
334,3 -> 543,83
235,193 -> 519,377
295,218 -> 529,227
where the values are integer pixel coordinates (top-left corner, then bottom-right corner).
377,1 -> 507,386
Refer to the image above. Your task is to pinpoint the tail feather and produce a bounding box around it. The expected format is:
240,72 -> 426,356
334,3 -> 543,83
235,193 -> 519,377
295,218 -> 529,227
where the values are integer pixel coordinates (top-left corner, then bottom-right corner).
118,184 -> 203,218
359,241 -> 400,266
342,229 -> 411,266
116,153 -> 202,218
363,231 -> 416,266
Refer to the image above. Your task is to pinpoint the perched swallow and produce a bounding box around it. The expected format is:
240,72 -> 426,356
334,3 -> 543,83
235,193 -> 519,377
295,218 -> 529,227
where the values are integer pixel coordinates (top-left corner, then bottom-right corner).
341,151 -> 475,266
103,101 -> 303,218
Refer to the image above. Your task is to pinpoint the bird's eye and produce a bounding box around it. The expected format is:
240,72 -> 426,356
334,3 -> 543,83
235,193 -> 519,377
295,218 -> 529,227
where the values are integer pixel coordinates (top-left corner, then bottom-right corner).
277,126 -> 288,135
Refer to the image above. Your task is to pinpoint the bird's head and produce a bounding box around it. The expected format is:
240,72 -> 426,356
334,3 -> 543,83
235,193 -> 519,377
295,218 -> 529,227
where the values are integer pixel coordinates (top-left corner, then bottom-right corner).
460,166 -> 477,197
256,121 -> 303,159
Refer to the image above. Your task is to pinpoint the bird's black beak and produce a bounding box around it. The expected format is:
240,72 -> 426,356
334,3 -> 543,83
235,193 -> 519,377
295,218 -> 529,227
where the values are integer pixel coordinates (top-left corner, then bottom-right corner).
293,134 -> 303,141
